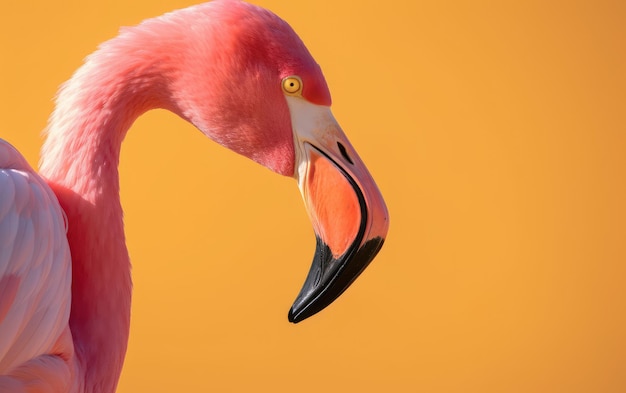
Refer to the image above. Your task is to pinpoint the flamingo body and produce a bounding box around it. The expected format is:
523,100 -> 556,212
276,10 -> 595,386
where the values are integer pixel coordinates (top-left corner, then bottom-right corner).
0,141 -> 73,391
0,1 -> 389,392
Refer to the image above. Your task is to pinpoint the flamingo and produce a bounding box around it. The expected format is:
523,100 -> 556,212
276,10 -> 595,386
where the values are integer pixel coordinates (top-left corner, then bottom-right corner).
0,1 -> 389,392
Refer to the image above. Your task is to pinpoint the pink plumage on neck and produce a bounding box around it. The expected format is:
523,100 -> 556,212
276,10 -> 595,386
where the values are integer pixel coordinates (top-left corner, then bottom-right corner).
39,2 -> 333,390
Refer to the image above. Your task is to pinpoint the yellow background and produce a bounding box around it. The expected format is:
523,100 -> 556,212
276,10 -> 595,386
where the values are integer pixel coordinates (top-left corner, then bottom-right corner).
1,0 -> 625,392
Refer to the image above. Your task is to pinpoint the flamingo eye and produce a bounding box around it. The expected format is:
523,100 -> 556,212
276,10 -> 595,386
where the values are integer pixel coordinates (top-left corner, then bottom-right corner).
282,76 -> 302,95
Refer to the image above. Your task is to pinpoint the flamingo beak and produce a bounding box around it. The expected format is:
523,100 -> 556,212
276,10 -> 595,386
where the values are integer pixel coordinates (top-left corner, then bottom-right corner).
285,96 -> 389,323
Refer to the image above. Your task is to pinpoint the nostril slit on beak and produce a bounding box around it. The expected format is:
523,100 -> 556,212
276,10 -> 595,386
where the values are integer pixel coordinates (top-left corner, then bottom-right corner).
337,142 -> 354,165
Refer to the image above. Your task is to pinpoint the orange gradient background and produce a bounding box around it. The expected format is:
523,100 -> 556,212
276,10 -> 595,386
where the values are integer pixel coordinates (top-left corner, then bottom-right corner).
1,1 -> 625,392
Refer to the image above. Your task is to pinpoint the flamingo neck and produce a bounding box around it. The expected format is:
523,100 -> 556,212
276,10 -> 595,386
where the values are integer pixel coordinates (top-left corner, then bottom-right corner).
39,33 -> 177,393
35,2 -> 306,391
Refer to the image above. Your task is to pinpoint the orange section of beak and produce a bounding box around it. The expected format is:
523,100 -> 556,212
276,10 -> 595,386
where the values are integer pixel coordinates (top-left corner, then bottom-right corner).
304,148 -> 361,258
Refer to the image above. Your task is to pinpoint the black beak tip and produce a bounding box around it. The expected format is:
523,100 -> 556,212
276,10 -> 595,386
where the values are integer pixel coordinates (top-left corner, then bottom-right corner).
287,308 -> 299,323
288,292 -> 329,324
287,236 -> 385,324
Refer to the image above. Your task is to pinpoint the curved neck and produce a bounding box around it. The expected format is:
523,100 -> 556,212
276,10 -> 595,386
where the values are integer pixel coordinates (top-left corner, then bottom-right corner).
39,35 -> 178,393
35,2 -> 305,391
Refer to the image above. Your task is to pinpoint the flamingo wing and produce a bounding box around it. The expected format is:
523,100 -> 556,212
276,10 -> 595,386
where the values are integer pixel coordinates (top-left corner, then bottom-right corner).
0,139 -> 72,381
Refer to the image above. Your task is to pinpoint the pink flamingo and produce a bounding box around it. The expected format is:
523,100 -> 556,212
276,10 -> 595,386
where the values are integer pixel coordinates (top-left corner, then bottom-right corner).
0,1 -> 389,391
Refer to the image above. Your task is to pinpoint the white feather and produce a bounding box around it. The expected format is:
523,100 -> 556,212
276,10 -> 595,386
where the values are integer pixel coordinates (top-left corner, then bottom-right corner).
0,139 -> 72,373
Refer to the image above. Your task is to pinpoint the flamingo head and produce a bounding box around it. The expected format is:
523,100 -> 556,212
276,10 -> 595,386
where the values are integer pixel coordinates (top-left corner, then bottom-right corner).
163,0 -> 389,322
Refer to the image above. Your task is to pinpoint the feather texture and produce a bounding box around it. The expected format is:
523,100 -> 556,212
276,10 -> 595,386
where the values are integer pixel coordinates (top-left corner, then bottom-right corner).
0,140 -> 73,391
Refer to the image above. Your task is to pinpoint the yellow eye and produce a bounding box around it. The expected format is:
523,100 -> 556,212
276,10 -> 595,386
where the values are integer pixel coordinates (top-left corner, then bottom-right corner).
282,76 -> 302,95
